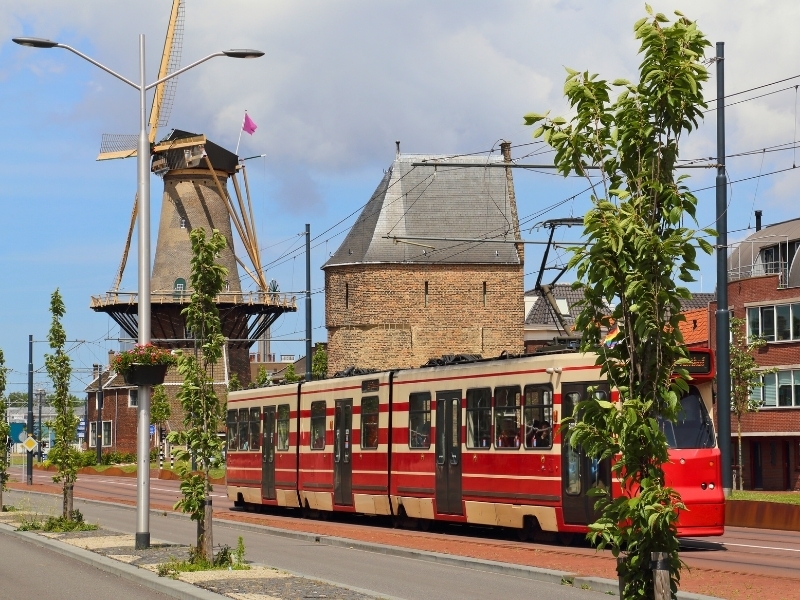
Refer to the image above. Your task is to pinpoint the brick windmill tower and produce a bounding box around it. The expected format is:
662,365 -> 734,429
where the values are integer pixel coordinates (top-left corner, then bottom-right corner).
89,0 -> 295,385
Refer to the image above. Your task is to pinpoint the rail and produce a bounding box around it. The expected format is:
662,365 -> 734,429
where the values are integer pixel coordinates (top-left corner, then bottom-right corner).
90,290 -> 297,309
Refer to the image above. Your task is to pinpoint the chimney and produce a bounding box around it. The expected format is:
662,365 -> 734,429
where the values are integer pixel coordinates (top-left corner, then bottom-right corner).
395,140 -> 400,157
108,350 -> 115,371
755,210 -> 762,232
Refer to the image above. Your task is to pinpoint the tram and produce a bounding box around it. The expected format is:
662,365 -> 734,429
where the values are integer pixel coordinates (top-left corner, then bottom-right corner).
226,347 -> 723,538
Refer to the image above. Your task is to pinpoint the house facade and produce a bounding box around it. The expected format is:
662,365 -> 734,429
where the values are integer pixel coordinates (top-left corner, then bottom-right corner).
707,215 -> 800,490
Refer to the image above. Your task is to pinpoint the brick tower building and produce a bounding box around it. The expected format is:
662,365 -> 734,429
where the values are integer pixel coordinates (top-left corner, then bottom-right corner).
323,144 -> 524,373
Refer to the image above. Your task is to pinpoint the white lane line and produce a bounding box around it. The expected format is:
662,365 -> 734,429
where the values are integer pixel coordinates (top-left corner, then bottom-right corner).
34,472 -> 227,498
723,542 -> 800,553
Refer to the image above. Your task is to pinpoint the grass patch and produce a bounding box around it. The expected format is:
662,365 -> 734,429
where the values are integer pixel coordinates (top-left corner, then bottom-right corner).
730,490 -> 800,505
1,505 -> 19,512
17,509 -> 98,532
158,536 -> 249,578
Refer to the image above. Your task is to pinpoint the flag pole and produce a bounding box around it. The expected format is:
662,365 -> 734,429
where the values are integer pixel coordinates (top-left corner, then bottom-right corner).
235,110 -> 246,156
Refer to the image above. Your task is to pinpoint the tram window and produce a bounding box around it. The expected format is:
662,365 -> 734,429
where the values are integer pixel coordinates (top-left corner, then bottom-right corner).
466,388 -> 491,448
277,404 -> 290,451
523,386 -> 553,449
409,392 -> 431,449
657,387 -> 715,449
249,407 -> 261,451
310,401 -> 326,450
238,408 -> 250,450
564,391 -> 582,495
361,396 -> 379,449
226,409 -> 238,451
494,386 -> 521,449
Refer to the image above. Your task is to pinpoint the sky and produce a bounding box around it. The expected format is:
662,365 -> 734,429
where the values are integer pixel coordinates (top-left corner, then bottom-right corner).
1,0 -> 799,396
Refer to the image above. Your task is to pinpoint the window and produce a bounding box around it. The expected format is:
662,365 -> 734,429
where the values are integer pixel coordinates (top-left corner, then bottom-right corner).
657,387 -> 715,448
762,246 -> 778,274
88,421 -> 112,448
424,281 -> 429,307
180,218 -> 186,229
128,389 -> 138,408
174,278 -> 187,301
482,282 -> 487,307
277,404 -> 290,451
747,302 -> 800,342
466,388 -> 491,448
249,407 -> 261,451
226,410 -> 238,451
239,408 -> 251,450
345,283 -> 349,310
310,401 -> 326,449
564,391 -> 582,495
523,386 -> 553,449
361,396 -> 379,449
408,392 -> 431,449
494,386 -> 521,449
752,369 -> 800,408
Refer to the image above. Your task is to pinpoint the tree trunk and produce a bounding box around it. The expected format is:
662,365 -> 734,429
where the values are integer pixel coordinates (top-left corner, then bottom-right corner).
0,481 -> 4,512
203,477 -> 213,562
64,481 -> 74,518
737,420 -> 743,491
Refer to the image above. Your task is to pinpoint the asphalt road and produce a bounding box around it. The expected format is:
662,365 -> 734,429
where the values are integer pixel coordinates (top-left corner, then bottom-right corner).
19,471 -> 800,580
6,489 -> 605,600
0,525 -> 171,600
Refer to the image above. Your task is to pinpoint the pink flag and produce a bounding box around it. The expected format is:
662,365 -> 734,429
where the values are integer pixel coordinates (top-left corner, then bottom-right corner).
242,113 -> 257,135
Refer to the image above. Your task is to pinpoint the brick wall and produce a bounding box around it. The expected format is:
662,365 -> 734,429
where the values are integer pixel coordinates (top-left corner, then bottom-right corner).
709,274 -> 800,434
325,263 -> 523,373
732,437 -> 800,491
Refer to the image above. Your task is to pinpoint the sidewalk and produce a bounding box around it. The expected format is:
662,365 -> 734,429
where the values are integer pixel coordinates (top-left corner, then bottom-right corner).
8,478 -> 792,600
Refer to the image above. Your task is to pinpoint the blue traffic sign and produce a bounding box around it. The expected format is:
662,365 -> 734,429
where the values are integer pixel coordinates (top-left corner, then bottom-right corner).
149,425 -> 155,436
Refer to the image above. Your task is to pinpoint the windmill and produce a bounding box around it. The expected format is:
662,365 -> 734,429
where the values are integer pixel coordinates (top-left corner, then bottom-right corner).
90,0 -> 296,384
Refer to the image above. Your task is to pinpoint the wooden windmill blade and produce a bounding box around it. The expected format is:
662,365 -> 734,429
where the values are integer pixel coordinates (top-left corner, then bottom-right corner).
106,0 -> 185,291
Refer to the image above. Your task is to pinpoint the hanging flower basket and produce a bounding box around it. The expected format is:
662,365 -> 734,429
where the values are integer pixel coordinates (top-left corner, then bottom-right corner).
122,363 -> 169,386
111,344 -> 176,386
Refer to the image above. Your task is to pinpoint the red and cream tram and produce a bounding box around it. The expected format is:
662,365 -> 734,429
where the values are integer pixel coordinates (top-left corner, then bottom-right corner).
226,348 -> 723,538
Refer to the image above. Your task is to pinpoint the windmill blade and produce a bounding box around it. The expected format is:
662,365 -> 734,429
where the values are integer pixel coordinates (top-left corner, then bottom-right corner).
112,193 -> 138,292
97,133 -> 139,161
149,0 -> 185,144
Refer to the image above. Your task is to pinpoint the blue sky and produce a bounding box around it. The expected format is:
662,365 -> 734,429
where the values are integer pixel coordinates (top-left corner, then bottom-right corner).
2,1 -> 799,396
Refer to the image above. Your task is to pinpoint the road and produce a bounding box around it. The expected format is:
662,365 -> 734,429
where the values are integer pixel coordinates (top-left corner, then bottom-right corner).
6,489 -> 604,600
0,525 -> 171,600
18,471 -> 800,581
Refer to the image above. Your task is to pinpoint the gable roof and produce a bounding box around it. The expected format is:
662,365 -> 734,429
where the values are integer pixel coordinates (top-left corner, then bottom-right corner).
678,307 -> 709,346
323,154 -> 521,268
679,292 -> 715,311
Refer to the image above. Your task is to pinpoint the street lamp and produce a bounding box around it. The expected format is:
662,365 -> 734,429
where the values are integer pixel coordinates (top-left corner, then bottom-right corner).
13,34 -> 263,549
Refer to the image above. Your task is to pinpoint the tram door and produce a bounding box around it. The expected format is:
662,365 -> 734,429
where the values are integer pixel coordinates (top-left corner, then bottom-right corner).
561,383 -> 611,525
435,390 -> 463,514
261,406 -> 276,500
334,399 -> 353,505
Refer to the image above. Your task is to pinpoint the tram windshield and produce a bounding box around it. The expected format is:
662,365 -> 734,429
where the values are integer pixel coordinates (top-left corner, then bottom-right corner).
658,387 -> 715,449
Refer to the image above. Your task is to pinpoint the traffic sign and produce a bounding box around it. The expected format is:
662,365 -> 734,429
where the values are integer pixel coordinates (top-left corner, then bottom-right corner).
149,425 -> 156,436
18,431 -> 27,443
22,436 -> 38,453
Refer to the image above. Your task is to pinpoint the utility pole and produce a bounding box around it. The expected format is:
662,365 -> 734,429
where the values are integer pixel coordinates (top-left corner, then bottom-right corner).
715,41 -> 732,496
305,223 -> 312,382
36,389 -> 45,462
27,335 -> 33,485
94,364 -> 103,464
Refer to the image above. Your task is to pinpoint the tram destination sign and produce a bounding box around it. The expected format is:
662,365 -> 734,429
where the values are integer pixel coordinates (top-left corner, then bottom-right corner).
686,351 -> 712,375
362,379 -> 380,393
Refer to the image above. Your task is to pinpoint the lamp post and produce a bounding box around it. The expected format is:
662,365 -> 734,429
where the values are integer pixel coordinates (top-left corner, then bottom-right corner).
13,35 -> 263,549
35,389 -> 45,462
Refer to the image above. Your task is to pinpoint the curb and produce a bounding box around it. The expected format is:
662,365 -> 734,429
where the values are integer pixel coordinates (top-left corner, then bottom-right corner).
0,522 -> 225,600
5,489 -> 726,600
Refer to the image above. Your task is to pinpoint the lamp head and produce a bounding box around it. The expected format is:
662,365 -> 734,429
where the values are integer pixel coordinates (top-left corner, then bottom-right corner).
222,49 -> 264,59
12,37 -> 59,48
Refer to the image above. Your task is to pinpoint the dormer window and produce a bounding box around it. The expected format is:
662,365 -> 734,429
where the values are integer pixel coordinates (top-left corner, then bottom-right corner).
180,218 -> 186,229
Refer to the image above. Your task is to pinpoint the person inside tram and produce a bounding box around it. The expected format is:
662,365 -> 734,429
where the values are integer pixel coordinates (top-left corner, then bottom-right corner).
526,420 -> 540,447
537,420 -> 552,447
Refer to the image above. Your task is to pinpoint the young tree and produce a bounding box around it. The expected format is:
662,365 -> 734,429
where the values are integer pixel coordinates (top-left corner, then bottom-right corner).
167,228 -> 227,562
44,289 -> 81,519
150,384 -> 172,452
228,372 -> 242,392
255,365 -> 271,387
729,316 -> 770,490
0,349 -> 9,512
311,345 -> 328,381
525,8 -> 713,598
282,363 -> 300,383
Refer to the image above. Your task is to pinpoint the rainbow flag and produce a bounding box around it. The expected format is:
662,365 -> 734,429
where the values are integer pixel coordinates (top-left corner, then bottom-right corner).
604,323 -> 621,348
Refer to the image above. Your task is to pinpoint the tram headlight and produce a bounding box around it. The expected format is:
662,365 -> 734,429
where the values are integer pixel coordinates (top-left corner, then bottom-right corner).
709,483 -> 715,490
701,482 -> 707,490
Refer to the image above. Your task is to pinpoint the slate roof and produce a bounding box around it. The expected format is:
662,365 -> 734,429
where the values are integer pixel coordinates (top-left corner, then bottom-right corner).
323,154 -> 520,268
524,286 -> 715,326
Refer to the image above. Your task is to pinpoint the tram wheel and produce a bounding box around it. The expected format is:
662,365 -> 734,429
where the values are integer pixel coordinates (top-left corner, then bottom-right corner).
417,518 -> 431,532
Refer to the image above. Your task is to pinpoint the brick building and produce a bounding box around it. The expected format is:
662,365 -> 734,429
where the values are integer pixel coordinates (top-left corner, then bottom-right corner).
85,352 -> 229,455
323,145 -> 524,373
708,215 -> 800,490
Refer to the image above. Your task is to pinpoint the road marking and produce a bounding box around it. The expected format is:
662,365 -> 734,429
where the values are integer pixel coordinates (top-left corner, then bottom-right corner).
684,539 -> 800,553
33,472 -> 227,498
